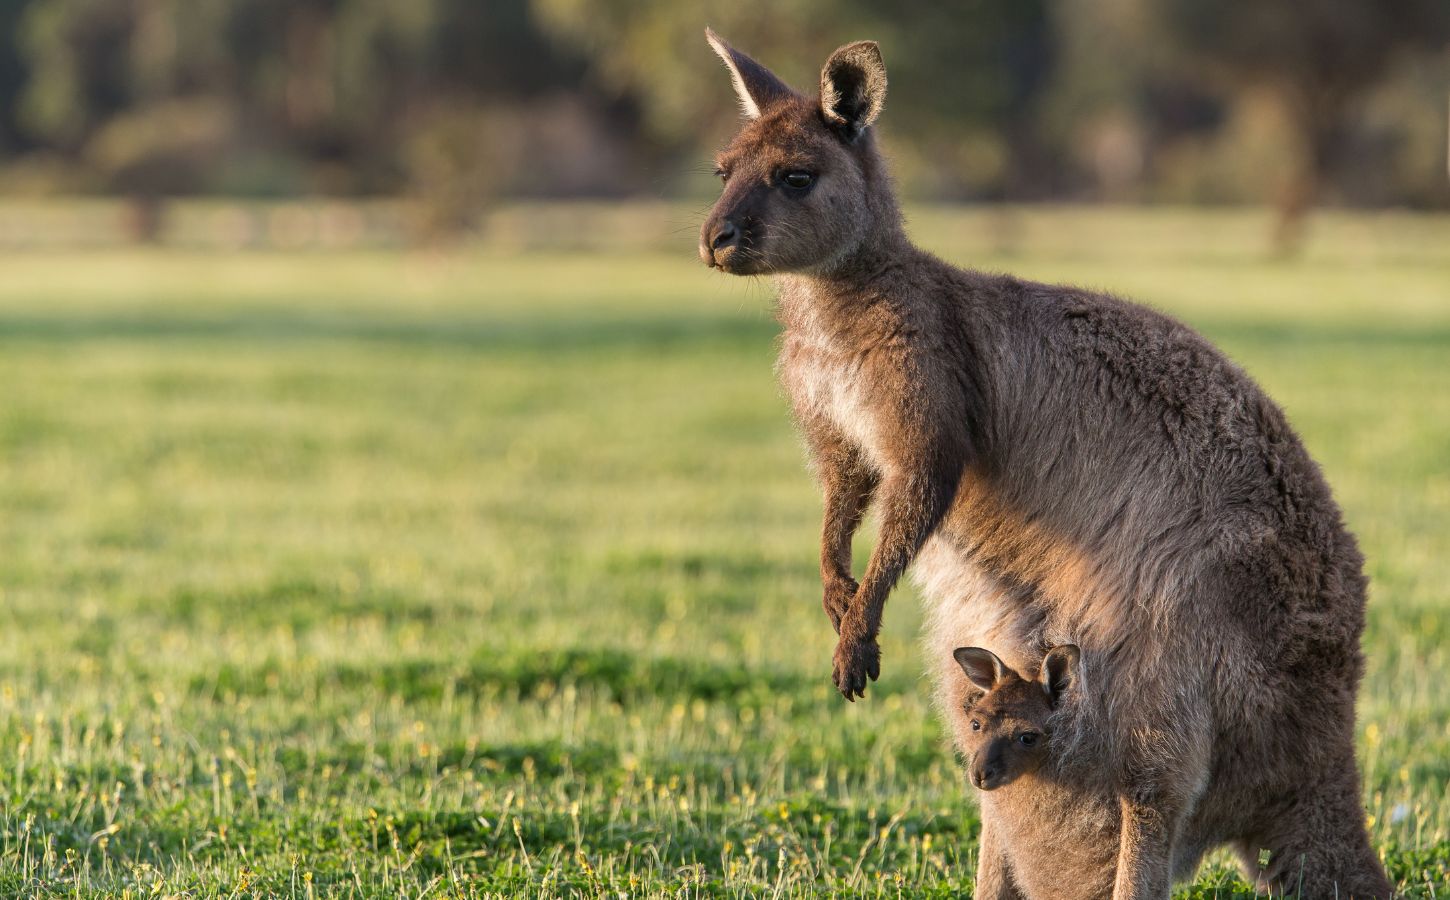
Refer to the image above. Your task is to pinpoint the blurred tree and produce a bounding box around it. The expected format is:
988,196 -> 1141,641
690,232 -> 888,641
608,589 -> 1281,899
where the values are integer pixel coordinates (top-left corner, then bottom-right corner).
0,0 -> 1446,222
328,0 -> 622,237
1038,0 -> 1209,201
0,0 -> 34,154
18,0 -> 135,150
1161,0 -> 1450,252
531,0 -> 1053,198
870,0 -> 1054,199
10,0 -> 607,239
20,0 -> 171,237
86,98 -> 235,240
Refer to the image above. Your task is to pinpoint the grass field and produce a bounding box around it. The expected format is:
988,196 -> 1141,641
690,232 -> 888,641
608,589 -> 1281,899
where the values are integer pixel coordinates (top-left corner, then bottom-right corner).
0,206 -> 1447,897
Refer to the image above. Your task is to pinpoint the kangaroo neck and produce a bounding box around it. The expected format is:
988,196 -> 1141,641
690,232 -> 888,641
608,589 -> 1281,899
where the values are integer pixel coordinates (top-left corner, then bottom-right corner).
776,224 -> 913,306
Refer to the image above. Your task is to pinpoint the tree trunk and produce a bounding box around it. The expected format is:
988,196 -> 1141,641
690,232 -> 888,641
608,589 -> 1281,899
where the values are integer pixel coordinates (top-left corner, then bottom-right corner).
1271,164 -> 1315,257
1271,88 -> 1342,258
124,194 -> 165,244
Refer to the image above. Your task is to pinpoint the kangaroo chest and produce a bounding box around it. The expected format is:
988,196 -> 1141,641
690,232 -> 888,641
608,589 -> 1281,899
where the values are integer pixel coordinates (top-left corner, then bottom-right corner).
778,324 -> 885,468
774,278 -> 904,468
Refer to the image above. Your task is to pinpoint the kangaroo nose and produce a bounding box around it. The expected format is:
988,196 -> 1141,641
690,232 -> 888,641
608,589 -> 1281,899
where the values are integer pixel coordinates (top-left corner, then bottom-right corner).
700,219 -> 743,268
710,220 -> 740,251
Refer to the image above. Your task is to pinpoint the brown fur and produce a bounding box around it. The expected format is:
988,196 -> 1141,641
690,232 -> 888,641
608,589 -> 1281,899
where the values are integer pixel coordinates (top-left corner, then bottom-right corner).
698,30 -> 1392,900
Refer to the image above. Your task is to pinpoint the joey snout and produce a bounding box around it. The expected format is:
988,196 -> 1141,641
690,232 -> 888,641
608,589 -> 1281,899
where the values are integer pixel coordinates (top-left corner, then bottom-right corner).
970,748 -> 1006,791
968,737 -> 1041,791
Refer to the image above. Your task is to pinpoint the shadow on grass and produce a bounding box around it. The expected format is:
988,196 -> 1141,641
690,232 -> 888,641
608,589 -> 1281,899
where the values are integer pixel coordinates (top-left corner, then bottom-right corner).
191,646 -> 828,706
1197,320 -> 1450,352
0,311 -> 777,354
1,311 -> 1448,357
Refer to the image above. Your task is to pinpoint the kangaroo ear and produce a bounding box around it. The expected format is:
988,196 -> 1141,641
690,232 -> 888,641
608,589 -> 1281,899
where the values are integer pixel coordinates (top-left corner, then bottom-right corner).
1040,645 -> 1081,705
705,28 -> 797,120
820,40 -> 886,141
954,647 -> 1004,694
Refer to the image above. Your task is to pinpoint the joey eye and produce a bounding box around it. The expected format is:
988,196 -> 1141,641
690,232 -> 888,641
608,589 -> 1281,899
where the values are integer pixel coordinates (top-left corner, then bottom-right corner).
1018,732 -> 1039,746
970,719 -> 981,732
715,168 -> 729,182
782,171 -> 814,189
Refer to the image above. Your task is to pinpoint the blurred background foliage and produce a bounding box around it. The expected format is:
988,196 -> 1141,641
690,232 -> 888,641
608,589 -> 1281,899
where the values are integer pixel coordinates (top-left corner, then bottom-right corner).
0,0 -> 1446,247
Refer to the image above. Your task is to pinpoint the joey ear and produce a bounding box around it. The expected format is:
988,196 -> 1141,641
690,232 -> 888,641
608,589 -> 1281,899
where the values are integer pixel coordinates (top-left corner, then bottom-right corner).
954,647 -> 1004,694
1040,645 -> 1081,705
705,27 -> 797,119
820,40 -> 886,141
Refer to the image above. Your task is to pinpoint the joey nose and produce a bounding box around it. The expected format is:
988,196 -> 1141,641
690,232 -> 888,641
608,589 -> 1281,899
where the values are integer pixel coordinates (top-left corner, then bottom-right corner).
972,763 -> 997,789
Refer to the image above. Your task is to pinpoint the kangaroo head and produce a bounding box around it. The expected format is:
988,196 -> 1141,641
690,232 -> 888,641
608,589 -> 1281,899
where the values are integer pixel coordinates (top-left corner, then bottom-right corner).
699,29 -> 898,276
952,645 -> 1080,791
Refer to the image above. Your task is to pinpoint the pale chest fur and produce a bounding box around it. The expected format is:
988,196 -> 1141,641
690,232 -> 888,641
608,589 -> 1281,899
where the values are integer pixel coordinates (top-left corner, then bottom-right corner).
775,285 -> 887,469
779,335 -> 884,466
984,783 -> 1119,900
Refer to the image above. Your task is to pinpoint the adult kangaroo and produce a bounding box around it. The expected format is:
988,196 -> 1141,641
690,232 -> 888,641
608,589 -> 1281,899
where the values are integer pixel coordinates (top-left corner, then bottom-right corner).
698,29 -> 1391,900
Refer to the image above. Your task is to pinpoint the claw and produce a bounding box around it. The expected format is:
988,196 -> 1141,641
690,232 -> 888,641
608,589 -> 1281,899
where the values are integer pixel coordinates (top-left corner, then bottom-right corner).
832,635 -> 880,701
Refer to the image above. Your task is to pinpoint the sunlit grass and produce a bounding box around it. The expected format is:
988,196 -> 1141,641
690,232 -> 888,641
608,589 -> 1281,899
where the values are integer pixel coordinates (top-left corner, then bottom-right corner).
0,206 -> 1446,896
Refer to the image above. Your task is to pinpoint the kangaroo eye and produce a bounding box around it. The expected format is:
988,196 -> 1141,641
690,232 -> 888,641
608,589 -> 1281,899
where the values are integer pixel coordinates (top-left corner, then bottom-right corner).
1018,732 -> 1039,746
970,720 -> 981,732
782,171 -> 814,189
715,168 -> 729,182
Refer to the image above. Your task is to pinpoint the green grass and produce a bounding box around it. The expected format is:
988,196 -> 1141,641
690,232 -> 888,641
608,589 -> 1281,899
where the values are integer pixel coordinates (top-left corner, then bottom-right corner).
0,206 -> 1447,897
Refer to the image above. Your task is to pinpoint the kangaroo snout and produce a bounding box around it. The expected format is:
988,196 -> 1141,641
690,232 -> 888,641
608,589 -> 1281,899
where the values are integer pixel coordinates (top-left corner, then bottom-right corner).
700,217 -> 742,268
